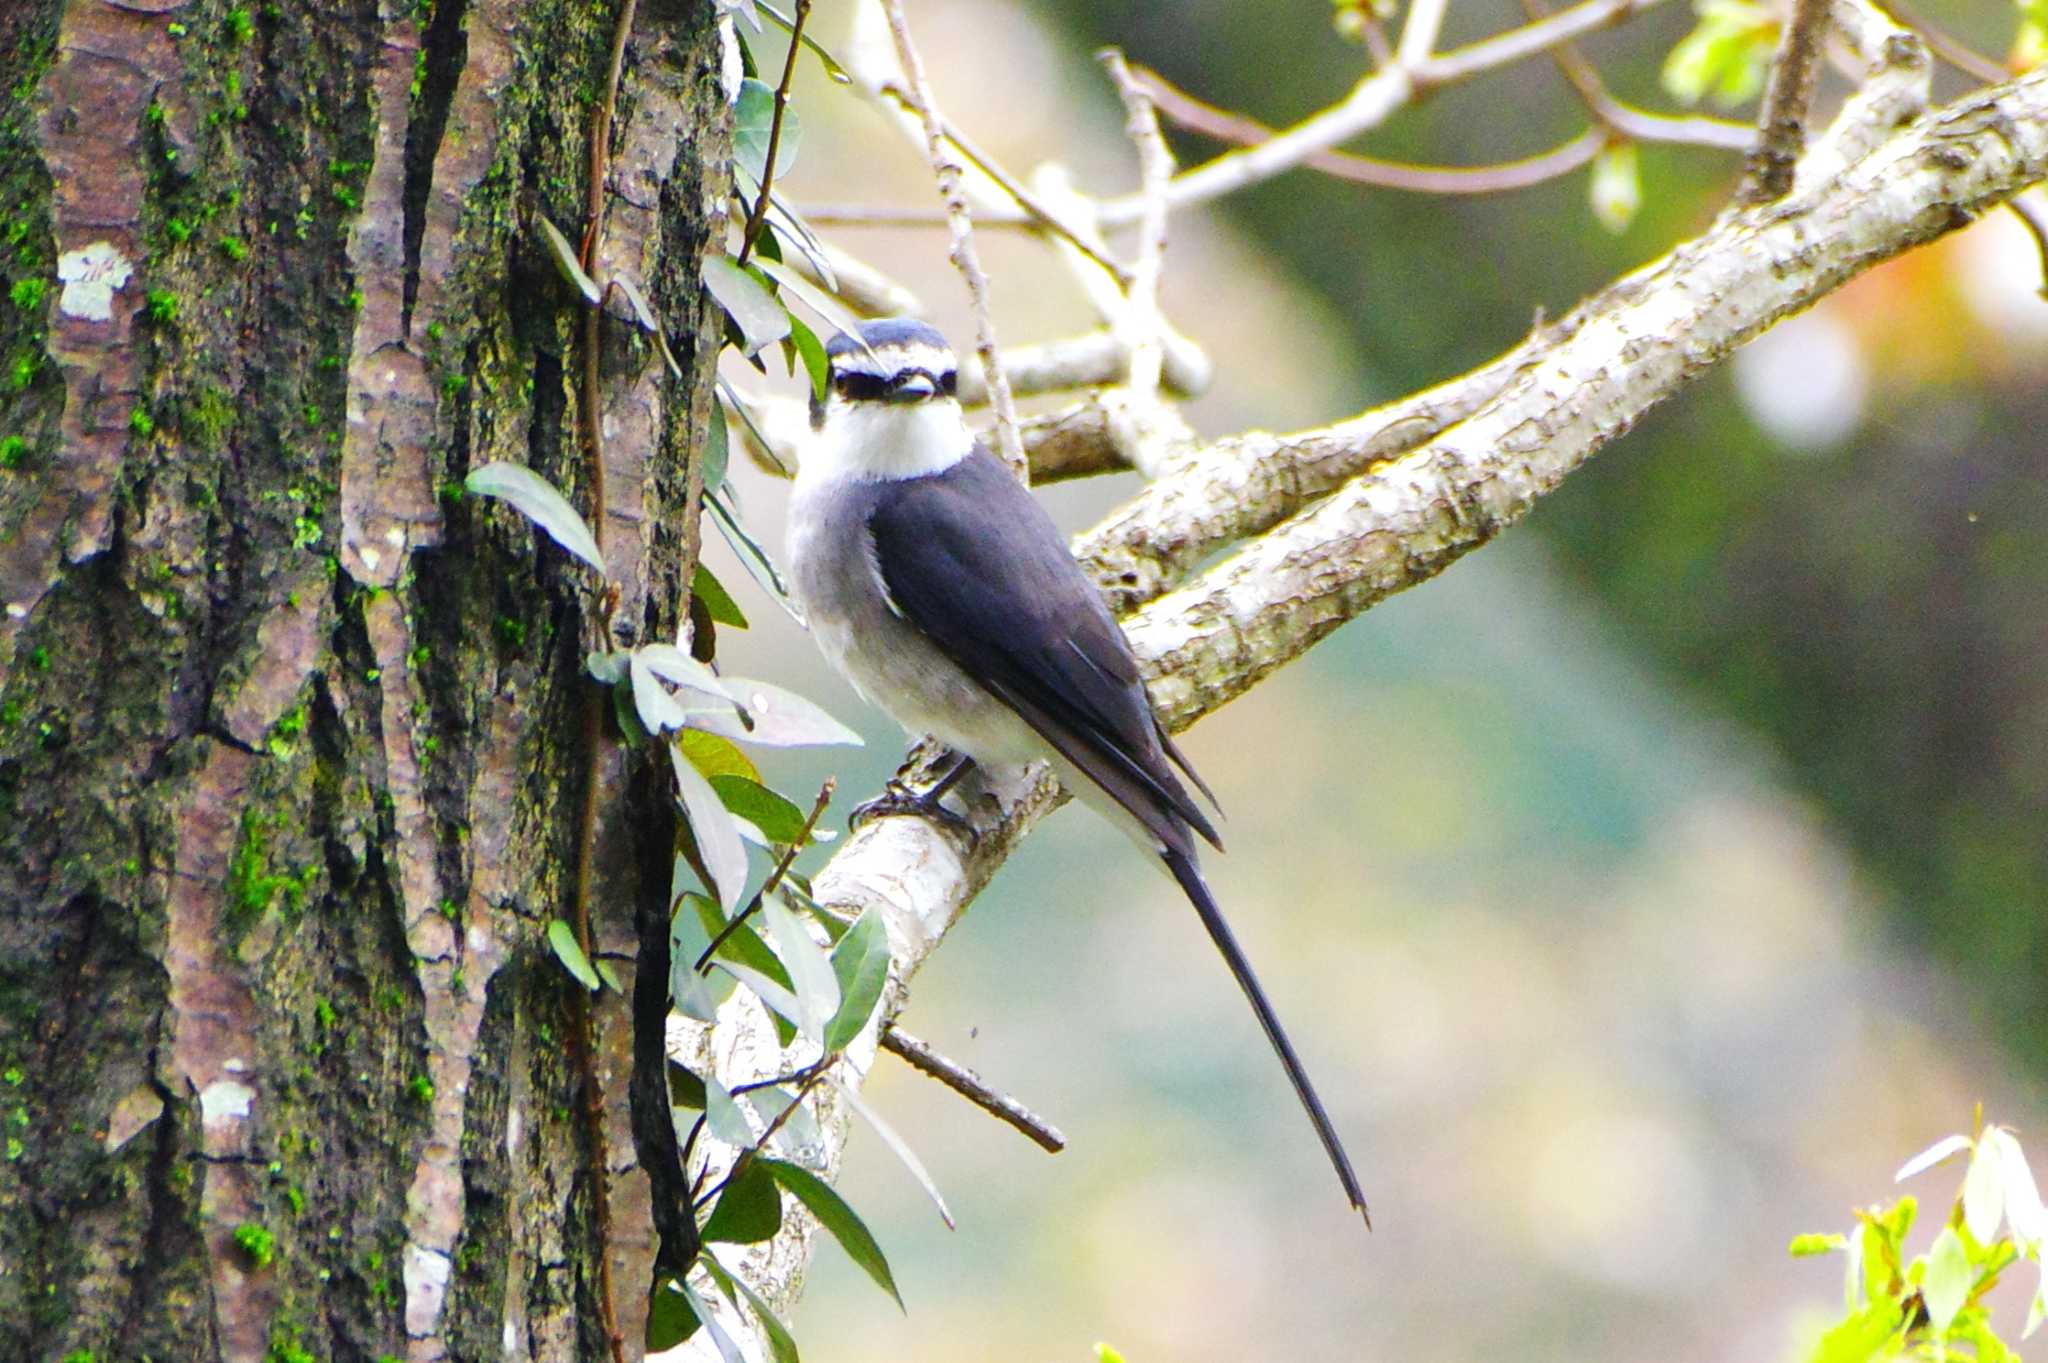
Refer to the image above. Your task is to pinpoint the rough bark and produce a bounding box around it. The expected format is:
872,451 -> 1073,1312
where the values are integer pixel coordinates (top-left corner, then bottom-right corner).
0,2 -> 725,1360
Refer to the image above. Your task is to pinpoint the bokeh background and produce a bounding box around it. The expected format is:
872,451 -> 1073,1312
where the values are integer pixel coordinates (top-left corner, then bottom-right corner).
708,3 -> 2048,1359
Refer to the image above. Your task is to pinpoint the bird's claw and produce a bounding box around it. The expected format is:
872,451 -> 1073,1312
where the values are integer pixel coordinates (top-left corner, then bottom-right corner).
849,779 -> 979,848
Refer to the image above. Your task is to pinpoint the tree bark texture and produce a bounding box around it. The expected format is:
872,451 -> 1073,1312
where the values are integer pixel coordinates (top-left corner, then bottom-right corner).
0,2 -> 726,1360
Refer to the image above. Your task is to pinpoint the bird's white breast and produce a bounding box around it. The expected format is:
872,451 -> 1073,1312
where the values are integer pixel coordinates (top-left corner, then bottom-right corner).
799,398 -> 973,485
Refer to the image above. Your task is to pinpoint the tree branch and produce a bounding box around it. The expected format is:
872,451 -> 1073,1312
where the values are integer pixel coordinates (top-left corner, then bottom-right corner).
673,63 -> 2048,1360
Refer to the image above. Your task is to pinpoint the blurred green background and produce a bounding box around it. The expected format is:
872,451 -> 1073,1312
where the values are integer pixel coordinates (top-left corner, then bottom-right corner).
707,3 -> 2048,1359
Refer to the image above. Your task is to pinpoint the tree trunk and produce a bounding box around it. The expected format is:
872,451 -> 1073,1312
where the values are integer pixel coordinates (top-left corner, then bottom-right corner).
0,2 -> 725,1359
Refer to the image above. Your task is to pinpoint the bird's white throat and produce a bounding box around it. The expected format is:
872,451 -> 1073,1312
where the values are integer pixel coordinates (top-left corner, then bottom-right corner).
802,397 -> 973,484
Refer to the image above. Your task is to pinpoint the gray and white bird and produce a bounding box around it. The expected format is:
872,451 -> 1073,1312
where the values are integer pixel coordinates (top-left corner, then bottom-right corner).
787,318 -> 1368,1221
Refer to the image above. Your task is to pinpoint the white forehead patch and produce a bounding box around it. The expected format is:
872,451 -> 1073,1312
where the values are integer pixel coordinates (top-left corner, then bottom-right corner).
831,341 -> 956,379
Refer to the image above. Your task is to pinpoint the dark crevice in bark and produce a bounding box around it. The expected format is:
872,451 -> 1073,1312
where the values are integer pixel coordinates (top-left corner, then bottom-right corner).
629,769 -> 696,1278
401,0 -> 472,337
114,1070 -> 199,1362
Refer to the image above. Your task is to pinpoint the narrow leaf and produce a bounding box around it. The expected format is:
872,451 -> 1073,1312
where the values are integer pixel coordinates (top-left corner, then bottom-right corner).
694,564 -> 750,630
630,648 -> 694,735
671,891 -> 739,1021
836,1077 -> 954,1229
704,399 -> 730,499
535,215 -> 601,305
704,256 -> 790,355
465,462 -> 605,576
763,1157 -> 903,1308
744,1085 -> 822,1156
713,957 -> 807,1032
1987,1128 -> 2047,1248
1897,1133 -> 1973,1183
706,1251 -> 803,1363
1924,1226 -> 1971,1334
677,728 -> 761,784
707,488 -> 798,611
546,919 -> 600,991
761,892 -> 839,1043
1966,1133 -> 2007,1244
668,1060 -> 708,1110
785,311 -> 830,404
693,677 -> 863,748
825,909 -> 890,1052
702,1158 -> 784,1244
754,256 -> 871,348
678,1275 -> 747,1363
705,1075 -> 756,1148
710,776 -> 809,844
637,643 -> 734,707
671,740 -> 751,910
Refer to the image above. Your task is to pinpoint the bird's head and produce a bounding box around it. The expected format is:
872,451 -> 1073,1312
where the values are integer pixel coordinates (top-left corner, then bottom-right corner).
803,319 -> 970,482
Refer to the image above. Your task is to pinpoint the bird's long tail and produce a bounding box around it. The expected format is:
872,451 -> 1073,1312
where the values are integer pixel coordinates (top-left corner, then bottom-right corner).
1163,847 -> 1371,1225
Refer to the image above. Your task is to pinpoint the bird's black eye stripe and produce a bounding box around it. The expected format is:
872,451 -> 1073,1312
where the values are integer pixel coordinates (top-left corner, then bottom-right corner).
832,371 -> 892,401
939,369 -> 957,396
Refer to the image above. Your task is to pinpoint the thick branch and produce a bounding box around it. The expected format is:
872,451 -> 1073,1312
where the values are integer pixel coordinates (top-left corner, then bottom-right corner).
683,65 -> 2048,1357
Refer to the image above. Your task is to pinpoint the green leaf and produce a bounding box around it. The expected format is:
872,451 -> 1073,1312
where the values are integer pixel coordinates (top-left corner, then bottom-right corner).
1660,1 -> 1774,107
710,776 -> 809,844
754,256 -> 870,350
694,564 -> 749,629
679,1274 -> 748,1363
744,1085 -> 821,1155
704,1074 -> 756,1147
785,312 -> 830,404
733,77 -> 802,185
761,893 -> 839,1043
534,215 -> 601,306
762,1157 -> 903,1308
764,191 -> 838,291
826,909 -> 890,1052
671,741 -> 750,910
691,896 -> 800,1046
645,1272 -> 700,1351
707,487 -> 797,611
1095,1347 -> 1129,1363
671,892 -> 738,1021
1810,1299 -> 1906,1363
694,677 -> 863,748
703,1158 -> 784,1244
704,256 -> 790,356
1790,1232 -> 1848,1258
836,1077 -> 953,1229
1923,1226 -> 1971,1334
668,1059 -> 707,1110
677,729 -> 761,784
546,919 -> 600,991
585,649 -> 628,685
1589,140 -> 1639,236
465,462 -> 605,576
713,957 -> 808,1036
704,1253 -> 803,1363
703,399 -> 730,499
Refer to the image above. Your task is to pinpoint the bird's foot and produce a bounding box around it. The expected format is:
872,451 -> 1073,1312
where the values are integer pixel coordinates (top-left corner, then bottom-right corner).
850,777 -> 979,848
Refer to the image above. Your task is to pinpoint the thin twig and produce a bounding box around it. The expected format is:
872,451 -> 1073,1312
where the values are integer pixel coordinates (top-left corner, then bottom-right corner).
692,1056 -> 840,1210
1511,0 -> 1756,149
569,5 -> 637,1359
1097,50 -> 1189,479
2009,191 -> 2048,301
1740,0 -> 1833,203
736,0 -> 810,267
1872,0 -> 2010,83
880,1027 -> 1067,1154
695,779 -> 835,972
879,0 -> 1029,478
1397,0 -> 1452,66
1100,0 -> 1671,224
1139,68 -> 1608,194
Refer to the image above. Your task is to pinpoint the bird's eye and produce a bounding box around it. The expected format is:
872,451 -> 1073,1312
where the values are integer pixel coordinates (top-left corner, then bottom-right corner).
939,369 -> 957,396
833,371 -> 890,401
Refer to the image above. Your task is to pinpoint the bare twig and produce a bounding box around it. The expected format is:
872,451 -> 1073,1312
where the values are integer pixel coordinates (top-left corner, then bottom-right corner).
799,202 -> 1034,228
1511,0 -> 1756,150
736,0 -> 810,267
696,779 -> 836,972
692,1055 -> 841,1210
1741,0 -> 1833,203
1397,0 -> 1453,65
879,0 -> 1028,477
1098,50 -> 1190,478
2010,191 -> 2048,300
880,1026 -> 1068,1154
1099,0 -> 1672,224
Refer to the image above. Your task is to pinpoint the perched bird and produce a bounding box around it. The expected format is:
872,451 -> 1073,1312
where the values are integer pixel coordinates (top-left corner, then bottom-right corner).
786,318 -> 1368,1221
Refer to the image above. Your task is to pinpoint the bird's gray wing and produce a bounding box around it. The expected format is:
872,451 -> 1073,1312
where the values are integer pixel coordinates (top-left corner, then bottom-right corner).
867,447 -> 1220,851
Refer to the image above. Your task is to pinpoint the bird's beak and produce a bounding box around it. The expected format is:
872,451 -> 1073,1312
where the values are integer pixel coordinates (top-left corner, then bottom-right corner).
886,373 -> 938,403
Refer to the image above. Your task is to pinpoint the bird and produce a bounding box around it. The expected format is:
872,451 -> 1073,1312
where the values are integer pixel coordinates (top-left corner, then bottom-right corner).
785,317 -> 1369,1223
